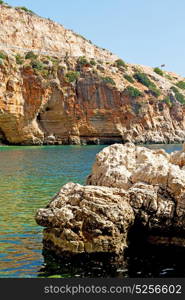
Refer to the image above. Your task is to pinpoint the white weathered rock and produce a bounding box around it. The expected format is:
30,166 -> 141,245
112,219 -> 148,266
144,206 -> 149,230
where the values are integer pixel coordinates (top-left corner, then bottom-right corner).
36,182 -> 134,255
87,143 -> 185,233
170,144 -> 185,167
87,143 -> 170,189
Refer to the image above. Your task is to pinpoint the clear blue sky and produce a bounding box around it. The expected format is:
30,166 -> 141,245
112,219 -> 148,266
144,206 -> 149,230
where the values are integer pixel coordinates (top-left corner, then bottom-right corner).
7,0 -> 185,76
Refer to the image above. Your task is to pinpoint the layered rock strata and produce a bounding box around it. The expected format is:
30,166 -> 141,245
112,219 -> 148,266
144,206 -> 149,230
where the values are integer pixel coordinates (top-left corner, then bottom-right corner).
36,183 -> 134,255
1,4 -> 185,145
36,143 -> 185,258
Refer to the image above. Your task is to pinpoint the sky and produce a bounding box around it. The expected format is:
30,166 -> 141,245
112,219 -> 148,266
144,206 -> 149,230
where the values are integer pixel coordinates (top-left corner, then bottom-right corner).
6,0 -> 185,76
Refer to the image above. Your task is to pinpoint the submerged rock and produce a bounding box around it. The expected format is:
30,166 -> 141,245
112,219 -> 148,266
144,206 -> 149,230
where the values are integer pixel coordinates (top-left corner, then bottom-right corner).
35,143 -> 185,260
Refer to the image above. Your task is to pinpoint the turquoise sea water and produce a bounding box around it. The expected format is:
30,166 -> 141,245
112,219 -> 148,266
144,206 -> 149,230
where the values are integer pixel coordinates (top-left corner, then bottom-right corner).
0,144 -> 184,278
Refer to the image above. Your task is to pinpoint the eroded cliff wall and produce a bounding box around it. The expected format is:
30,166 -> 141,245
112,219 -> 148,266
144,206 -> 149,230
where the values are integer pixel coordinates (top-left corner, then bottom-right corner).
0,3 -> 185,145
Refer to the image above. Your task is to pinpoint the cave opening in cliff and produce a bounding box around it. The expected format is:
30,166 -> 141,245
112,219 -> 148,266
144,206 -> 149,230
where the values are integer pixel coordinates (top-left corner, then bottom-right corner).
37,113 -> 41,121
0,128 -> 8,144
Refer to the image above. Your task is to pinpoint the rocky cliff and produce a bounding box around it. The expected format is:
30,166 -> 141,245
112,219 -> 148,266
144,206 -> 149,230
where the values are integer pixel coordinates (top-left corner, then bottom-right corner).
0,3 -> 185,145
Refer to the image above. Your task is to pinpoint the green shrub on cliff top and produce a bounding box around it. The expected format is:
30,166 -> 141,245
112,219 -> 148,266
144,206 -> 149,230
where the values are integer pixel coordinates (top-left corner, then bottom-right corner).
78,56 -> 89,66
65,71 -> 80,83
134,71 -> 161,98
170,86 -> 178,93
134,72 -> 155,88
90,59 -> 96,66
175,92 -> 185,104
163,96 -> 172,107
165,74 -> 173,81
171,86 -> 185,104
31,60 -> 44,70
176,81 -> 185,90
0,1 -> 4,4
149,86 -> 161,97
102,76 -> 115,86
15,54 -> 24,65
0,52 -> 6,59
124,86 -> 143,98
115,59 -> 127,69
124,74 -> 134,83
25,51 -> 38,60
153,67 -> 163,76
16,6 -> 35,14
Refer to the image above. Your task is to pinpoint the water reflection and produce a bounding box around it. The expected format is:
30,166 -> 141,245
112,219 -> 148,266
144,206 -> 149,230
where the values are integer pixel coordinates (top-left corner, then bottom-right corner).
38,243 -> 185,278
0,145 -> 105,277
39,250 -> 129,278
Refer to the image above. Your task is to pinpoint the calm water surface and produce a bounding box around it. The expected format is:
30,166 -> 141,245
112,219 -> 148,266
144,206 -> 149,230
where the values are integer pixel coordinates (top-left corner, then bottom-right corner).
0,144 -> 184,278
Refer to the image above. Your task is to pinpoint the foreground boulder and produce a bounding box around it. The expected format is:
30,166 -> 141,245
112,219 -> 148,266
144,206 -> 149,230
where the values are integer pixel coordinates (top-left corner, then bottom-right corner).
36,183 -> 134,255
35,143 -> 185,260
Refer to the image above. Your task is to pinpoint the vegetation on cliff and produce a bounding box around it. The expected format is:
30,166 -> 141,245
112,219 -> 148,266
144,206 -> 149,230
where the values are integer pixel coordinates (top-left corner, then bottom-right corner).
176,81 -> 185,90
124,86 -> 143,98
124,74 -> 134,83
0,3 -> 185,145
170,86 -> 185,104
15,6 -> 35,14
153,67 -> 163,76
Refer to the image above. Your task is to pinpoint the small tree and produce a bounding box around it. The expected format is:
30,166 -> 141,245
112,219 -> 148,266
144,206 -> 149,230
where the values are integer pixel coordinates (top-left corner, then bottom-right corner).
65,71 -> 80,83
115,59 -> 127,68
16,6 -> 35,14
134,72 -> 154,87
78,56 -> 89,66
176,81 -> 185,90
171,86 -> 185,104
153,67 -> 163,76
163,96 -> 172,107
90,59 -> 96,66
124,74 -> 134,83
124,86 -> 143,98
170,86 -> 178,93
15,54 -> 24,65
149,86 -> 161,97
0,51 -> 6,59
31,60 -> 44,70
25,51 -> 38,60
102,76 -> 116,86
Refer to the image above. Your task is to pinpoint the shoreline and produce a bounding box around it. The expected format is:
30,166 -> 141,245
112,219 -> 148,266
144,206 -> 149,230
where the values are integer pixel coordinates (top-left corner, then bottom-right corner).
1,142 -> 184,278
0,140 -> 185,147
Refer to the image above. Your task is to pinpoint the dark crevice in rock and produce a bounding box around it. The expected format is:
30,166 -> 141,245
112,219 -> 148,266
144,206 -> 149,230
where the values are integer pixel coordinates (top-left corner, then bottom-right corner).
0,128 -> 9,144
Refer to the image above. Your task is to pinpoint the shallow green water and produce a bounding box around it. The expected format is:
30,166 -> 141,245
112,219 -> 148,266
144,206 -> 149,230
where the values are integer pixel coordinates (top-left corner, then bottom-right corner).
0,144 -> 184,278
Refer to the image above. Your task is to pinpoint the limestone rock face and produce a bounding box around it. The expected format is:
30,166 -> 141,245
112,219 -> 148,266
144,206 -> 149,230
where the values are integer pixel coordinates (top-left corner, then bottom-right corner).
170,144 -> 185,167
0,5 -> 117,62
87,143 -> 185,236
1,4 -> 185,145
36,182 -> 134,255
36,144 -> 185,257
128,182 -> 184,233
87,143 -> 170,189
